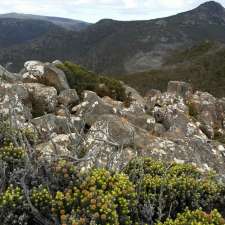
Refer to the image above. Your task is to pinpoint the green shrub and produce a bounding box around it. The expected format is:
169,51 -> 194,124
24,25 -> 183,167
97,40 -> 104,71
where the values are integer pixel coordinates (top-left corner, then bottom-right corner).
31,185 -> 52,214
0,142 -> 25,169
66,169 -> 137,225
58,61 -> 126,101
50,160 -> 79,191
0,154 -> 224,225
157,209 -> 225,225
0,119 -> 37,146
0,185 -> 29,224
124,158 -> 223,223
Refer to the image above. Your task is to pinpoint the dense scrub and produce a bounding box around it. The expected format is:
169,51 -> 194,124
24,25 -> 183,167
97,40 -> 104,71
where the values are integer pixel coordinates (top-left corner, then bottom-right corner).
124,158 -> 225,224
58,61 -> 127,101
0,118 -> 225,225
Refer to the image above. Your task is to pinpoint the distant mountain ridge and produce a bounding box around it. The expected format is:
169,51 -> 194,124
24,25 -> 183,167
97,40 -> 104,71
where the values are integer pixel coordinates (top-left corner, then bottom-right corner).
0,12 -> 90,31
0,1 -> 225,74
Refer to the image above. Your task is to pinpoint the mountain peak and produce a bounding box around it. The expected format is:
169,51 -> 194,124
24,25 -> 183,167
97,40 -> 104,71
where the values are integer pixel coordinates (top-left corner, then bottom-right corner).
197,1 -> 224,12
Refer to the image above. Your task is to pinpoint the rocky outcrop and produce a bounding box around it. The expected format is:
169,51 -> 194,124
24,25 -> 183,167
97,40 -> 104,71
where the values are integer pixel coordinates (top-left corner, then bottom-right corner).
80,114 -> 136,170
22,61 -> 70,91
188,91 -> 225,139
1,62 -> 225,177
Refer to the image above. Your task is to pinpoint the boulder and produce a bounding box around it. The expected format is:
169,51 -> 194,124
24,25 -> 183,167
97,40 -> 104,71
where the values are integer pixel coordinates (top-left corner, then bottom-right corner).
145,89 -> 162,114
58,89 -> 79,107
153,123 -> 166,136
216,98 -> 225,130
0,65 -> 21,82
0,82 -> 32,127
146,92 -> 189,116
55,108 -> 70,117
150,93 -> 199,138
167,81 -> 193,99
188,91 -> 217,138
35,133 -> 78,162
73,91 -> 115,125
124,113 -> 156,132
52,60 -> 63,66
23,61 -> 70,92
123,84 -> 145,106
24,83 -> 58,116
80,114 -> 136,170
135,132 -> 225,176
44,64 -> 70,91
31,114 -> 82,140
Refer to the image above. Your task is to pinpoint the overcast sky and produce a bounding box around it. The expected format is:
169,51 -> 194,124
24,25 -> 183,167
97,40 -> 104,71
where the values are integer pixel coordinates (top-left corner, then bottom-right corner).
0,0 -> 224,23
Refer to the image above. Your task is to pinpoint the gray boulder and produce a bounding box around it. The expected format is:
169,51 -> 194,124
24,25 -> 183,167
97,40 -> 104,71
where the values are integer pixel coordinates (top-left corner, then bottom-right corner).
35,133 -> 78,162
0,82 -> 32,126
80,114 -> 136,170
0,65 -> 21,82
31,114 -> 82,140
24,83 -> 58,116
73,91 -> 115,125
23,61 -> 70,92
167,81 -> 193,99
188,91 -> 217,138
58,89 -> 79,107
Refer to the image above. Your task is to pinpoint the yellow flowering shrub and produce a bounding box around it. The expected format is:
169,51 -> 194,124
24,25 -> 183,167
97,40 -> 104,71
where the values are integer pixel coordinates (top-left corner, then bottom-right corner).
157,209 -> 225,225
125,158 -> 223,223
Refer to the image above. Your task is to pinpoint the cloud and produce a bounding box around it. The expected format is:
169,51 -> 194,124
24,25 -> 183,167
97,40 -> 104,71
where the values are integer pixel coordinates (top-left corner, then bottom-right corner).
0,0 -> 224,22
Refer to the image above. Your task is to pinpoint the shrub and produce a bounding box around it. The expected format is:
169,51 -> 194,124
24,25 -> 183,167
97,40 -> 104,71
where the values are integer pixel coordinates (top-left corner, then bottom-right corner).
124,158 -> 223,223
31,185 -> 52,214
67,169 -> 137,225
0,142 -> 25,169
157,209 -> 225,225
0,119 -> 37,146
50,160 -> 79,191
0,185 -> 29,225
58,61 -> 127,101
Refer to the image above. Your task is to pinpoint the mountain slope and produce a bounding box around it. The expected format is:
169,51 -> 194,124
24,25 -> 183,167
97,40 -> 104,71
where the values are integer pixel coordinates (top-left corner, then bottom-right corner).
0,18 -> 63,48
0,13 -> 90,31
117,41 -> 225,98
0,1 -> 225,73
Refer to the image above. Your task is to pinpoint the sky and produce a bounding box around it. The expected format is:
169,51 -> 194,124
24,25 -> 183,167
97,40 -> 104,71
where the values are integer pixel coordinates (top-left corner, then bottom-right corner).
0,0 -> 224,23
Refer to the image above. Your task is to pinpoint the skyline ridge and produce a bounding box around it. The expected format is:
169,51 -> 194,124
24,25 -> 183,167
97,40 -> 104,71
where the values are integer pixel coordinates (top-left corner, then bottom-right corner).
0,0 -> 224,23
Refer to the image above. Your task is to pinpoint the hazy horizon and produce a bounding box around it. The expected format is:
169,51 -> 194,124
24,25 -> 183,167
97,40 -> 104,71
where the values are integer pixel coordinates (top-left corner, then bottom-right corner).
0,0 -> 224,23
